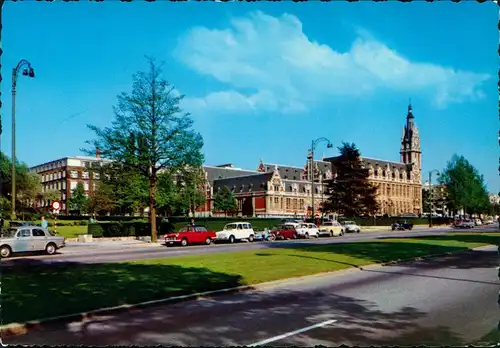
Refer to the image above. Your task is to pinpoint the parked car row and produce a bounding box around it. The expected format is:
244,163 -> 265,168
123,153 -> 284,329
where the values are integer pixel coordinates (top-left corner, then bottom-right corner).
164,220 -> 363,247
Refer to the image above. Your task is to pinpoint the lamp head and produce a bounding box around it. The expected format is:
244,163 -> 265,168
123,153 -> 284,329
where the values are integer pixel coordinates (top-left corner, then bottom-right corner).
327,143 -> 333,149
28,67 -> 35,78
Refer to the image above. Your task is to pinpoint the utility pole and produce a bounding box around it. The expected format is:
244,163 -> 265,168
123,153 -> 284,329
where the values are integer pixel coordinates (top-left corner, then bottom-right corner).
310,137 -> 333,222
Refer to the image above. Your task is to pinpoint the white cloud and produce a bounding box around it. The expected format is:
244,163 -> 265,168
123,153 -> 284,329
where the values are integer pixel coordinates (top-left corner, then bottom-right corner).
175,11 -> 490,114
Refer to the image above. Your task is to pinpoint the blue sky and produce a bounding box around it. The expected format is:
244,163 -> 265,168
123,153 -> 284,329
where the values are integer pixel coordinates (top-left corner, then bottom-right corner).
2,2 -> 498,192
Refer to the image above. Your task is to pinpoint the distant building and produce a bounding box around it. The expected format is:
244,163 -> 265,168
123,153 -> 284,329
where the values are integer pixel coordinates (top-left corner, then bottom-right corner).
490,193 -> 500,205
197,104 -> 424,217
29,148 -> 111,214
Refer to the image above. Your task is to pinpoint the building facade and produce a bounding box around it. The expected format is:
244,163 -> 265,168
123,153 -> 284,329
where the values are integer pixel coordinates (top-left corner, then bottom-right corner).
197,104 -> 423,218
29,149 -> 111,214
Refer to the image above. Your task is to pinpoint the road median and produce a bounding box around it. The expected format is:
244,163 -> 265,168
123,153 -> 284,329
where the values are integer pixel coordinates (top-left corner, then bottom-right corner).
2,232 -> 498,338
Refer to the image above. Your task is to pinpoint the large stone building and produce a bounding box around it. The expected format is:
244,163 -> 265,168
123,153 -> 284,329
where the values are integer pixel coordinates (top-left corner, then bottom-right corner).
197,104 -> 423,217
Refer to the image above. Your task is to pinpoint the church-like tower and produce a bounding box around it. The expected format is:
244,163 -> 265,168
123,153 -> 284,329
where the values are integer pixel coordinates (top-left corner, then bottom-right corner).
400,103 -> 421,183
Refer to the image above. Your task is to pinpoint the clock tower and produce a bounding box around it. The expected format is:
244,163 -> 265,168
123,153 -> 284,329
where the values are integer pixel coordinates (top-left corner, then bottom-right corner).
400,103 -> 421,182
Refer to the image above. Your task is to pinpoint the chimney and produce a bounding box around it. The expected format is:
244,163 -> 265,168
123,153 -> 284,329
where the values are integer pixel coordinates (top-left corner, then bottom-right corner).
96,147 -> 101,159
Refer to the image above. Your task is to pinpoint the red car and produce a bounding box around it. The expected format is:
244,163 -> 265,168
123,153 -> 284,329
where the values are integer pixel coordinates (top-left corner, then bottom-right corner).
270,224 -> 298,240
165,225 -> 216,247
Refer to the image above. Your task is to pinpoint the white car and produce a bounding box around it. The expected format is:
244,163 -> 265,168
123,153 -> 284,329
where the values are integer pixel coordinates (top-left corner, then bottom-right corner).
295,223 -> 320,239
216,222 -> 255,243
341,221 -> 361,233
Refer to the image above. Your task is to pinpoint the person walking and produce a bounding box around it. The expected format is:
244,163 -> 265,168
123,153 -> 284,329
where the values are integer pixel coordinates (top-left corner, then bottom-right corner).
40,216 -> 49,229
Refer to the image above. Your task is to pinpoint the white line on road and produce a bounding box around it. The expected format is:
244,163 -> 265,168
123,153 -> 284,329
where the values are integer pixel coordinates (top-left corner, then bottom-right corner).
247,319 -> 337,346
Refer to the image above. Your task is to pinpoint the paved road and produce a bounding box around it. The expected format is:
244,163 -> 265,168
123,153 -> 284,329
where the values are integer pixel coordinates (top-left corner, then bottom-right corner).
2,224 -> 498,265
5,246 -> 499,346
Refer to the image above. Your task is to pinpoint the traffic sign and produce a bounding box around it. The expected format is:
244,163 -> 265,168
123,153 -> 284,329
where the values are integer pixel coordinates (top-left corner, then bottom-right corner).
51,200 -> 61,211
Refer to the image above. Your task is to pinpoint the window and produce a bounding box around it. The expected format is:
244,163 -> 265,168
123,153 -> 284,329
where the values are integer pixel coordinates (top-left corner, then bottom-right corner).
18,230 -> 31,238
82,172 -> 89,179
382,171 -> 386,177
195,227 -> 208,232
32,229 -> 46,237
70,170 -> 78,179
93,172 -> 100,180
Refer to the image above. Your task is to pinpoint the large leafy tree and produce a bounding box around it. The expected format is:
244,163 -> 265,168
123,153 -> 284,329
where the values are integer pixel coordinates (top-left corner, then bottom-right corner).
84,57 -> 203,242
173,166 -> 206,217
439,155 -> 490,216
322,142 -> 379,217
213,186 -> 238,216
16,171 -> 42,211
68,182 -> 88,215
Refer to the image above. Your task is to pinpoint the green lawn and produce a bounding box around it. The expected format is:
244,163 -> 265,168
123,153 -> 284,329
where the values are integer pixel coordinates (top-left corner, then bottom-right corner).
2,233 -> 499,325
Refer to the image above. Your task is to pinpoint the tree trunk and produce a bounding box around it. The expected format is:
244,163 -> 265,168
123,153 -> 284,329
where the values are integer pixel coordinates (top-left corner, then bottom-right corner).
149,176 -> 157,243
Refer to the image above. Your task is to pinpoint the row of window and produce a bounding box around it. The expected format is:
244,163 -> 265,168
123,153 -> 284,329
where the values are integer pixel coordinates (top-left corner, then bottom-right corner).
269,197 -> 313,211
371,169 -> 412,181
378,183 -> 419,198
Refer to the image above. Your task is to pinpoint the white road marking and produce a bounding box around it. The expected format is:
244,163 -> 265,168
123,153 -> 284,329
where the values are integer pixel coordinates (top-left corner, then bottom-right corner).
247,319 -> 337,346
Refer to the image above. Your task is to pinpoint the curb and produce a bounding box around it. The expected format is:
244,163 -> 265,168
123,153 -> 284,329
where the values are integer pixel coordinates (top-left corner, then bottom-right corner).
1,244 -> 496,339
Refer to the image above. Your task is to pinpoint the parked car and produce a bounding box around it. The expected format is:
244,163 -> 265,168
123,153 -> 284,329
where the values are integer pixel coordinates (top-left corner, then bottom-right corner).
254,229 -> 276,241
216,222 -> 255,243
473,219 -> 482,226
341,221 -> 361,233
294,223 -> 320,238
391,220 -> 414,231
454,220 -> 475,229
318,221 -> 344,237
270,224 -> 298,240
164,225 -> 216,247
0,225 -> 65,258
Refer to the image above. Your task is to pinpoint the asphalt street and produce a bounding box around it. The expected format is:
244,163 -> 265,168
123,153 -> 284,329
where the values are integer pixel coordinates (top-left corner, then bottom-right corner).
5,245 -> 499,346
2,225 -> 497,265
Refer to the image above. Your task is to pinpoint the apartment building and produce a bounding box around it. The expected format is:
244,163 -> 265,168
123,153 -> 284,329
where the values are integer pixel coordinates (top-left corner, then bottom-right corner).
29,149 -> 111,214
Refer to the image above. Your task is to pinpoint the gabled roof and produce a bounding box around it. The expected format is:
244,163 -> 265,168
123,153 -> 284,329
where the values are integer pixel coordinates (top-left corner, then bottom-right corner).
324,156 -> 409,171
213,172 -> 273,193
203,165 -> 259,186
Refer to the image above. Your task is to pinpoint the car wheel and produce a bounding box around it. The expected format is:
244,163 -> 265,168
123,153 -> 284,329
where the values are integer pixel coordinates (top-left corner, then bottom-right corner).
316,233 -> 320,238
305,232 -> 309,239
293,233 -> 298,239
205,237 -> 211,245
248,234 -> 254,242
45,243 -> 57,255
330,230 -> 334,237
340,230 -> 344,236
357,229 -> 360,233
229,235 -> 235,244
181,238 -> 189,247
0,245 -> 11,258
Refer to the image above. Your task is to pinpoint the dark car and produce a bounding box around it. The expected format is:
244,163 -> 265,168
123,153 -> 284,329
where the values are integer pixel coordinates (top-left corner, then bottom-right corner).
391,220 -> 413,231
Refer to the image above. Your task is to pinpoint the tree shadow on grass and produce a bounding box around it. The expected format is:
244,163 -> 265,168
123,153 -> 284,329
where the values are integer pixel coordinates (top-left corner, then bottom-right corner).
4,283 -> 465,346
1,258 -> 247,326
379,233 -> 500,246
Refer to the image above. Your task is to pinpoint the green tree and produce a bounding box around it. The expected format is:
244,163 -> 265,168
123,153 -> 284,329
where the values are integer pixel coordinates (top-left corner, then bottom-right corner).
422,188 -> 430,213
322,142 -> 379,217
213,186 -> 238,216
43,189 -> 61,203
156,170 -> 178,216
98,162 -> 148,215
86,182 -> 115,216
68,182 -> 88,215
173,166 -> 206,217
16,171 -> 42,211
84,57 -> 204,242
439,155 -> 490,216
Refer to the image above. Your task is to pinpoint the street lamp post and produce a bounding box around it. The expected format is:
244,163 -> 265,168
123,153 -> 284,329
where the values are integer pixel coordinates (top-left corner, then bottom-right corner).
11,60 -> 35,220
428,169 -> 440,228
309,137 -> 333,223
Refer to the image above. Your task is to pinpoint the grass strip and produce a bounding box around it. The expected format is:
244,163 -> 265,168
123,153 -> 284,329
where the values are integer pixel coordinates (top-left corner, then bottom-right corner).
2,233 -> 498,325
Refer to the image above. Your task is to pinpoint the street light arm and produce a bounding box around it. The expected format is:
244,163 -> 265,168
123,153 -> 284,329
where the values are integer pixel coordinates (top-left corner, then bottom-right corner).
14,59 -> 32,74
312,137 -> 333,150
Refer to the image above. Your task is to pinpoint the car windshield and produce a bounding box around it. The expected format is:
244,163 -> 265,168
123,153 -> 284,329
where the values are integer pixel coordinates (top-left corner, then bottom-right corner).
343,221 -> 354,225
323,222 -> 333,226
1,228 -> 17,237
224,224 -> 238,230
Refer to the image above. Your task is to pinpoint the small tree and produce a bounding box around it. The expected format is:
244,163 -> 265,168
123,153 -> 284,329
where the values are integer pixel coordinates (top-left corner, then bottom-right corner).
213,186 -> 238,216
174,166 -> 206,217
87,182 -> 115,216
322,142 -> 379,217
84,57 -> 203,242
68,182 -> 88,215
